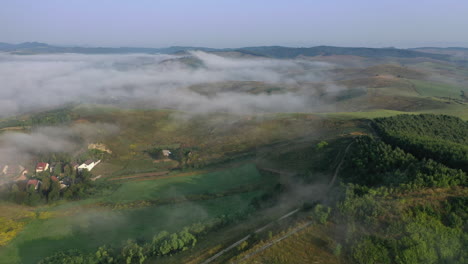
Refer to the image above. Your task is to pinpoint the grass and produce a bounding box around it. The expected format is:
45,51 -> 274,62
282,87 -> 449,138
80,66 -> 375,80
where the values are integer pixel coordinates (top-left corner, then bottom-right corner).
231,223 -> 341,264
319,109 -> 419,119
0,163 -> 270,264
410,79 -> 464,98
0,192 -> 261,264
71,106 -> 342,177
101,163 -> 266,203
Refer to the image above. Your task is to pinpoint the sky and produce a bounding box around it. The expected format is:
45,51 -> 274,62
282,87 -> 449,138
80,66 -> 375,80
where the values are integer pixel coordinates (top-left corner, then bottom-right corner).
1,0 -> 468,48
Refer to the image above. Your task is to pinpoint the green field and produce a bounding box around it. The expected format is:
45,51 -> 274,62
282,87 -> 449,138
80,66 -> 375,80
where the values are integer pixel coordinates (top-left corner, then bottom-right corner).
101,163 -> 266,203
410,79 -> 464,98
0,163 -> 271,264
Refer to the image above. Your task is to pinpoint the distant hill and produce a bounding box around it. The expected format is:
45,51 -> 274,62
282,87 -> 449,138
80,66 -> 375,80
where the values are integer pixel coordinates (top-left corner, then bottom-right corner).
0,42 -> 453,60
237,46 -> 450,60
0,42 -> 224,55
411,47 -> 468,60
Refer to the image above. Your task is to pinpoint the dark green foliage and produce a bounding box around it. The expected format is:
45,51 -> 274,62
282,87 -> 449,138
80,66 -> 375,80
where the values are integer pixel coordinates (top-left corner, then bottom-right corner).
373,114 -> 468,171
95,246 -> 115,264
38,221 -> 210,264
311,204 -> 332,224
38,250 -> 97,264
0,118 -> 27,129
237,46 -> 449,60
352,236 -> 391,264
30,108 -> 72,127
121,240 -> 146,264
2,163 -> 103,206
145,147 -> 165,159
344,136 -> 466,189
337,185 -> 467,264
330,115 -> 468,263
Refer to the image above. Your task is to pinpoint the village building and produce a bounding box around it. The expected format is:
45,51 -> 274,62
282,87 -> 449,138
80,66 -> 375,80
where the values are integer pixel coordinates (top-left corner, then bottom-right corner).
15,169 -> 28,181
162,149 -> 172,157
78,160 -> 101,171
27,179 -> 41,190
1,165 -> 8,175
36,162 -> 49,173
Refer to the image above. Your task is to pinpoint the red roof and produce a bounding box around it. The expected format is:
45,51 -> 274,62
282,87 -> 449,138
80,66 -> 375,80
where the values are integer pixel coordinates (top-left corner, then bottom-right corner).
27,179 -> 38,186
51,176 -> 59,182
36,162 -> 48,170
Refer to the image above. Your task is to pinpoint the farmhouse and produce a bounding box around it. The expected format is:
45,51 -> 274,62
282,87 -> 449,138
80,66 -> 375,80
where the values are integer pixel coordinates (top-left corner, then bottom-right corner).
78,160 -> 101,171
1,165 -> 7,175
162,149 -> 172,157
36,162 -> 49,173
27,179 -> 41,190
1,165 -> 24,175
15,169 -> 28,181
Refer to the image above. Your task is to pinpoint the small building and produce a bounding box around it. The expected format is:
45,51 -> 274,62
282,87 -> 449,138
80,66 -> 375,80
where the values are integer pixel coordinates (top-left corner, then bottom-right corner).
162,150 -> 172,157
15,169 -> 28,181
51,176 -> 59,182
36,162 -> 49,173
1,165 -> 8,175
78,160 -> 101,171
27,179 -> 41,190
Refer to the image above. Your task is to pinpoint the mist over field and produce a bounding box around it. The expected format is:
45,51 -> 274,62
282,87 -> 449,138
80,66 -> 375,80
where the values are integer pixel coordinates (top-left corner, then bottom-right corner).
0,123 -> 118,166
0,52 -> 341,117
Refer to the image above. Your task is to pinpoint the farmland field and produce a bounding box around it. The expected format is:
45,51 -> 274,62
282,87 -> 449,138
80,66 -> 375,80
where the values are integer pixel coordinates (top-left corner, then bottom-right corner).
0,163 -> 272,264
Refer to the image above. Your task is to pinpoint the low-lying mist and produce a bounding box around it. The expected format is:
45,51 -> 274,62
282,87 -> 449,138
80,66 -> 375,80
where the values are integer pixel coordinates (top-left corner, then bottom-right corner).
0,51 -> 343,117
0,123 -> 118,169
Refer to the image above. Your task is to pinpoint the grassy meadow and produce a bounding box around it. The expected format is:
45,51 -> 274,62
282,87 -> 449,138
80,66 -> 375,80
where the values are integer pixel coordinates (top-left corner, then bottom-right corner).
0,163 -> 272,264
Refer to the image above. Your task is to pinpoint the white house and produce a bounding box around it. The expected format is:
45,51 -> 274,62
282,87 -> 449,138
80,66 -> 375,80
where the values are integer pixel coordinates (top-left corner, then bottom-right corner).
78,160 -> 101,171
36,162 -> 49,173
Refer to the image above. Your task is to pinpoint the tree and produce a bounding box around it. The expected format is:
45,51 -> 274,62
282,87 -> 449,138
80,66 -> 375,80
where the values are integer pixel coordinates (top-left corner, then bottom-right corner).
121,240 -> 146,264
53,163 -> 63,176
48,181 -> 61,202
352,237 -> 391,264
151,231 -> 169,255
312,204 -> 331,224
26,184 -> 42,206
95,246 -> 115,264
40,177 -> 51,194
316,141 -> 329,150
64,165 -> 72,177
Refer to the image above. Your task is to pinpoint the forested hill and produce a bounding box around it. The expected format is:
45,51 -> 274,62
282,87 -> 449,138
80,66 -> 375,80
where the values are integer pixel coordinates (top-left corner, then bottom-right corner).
236,46 -> 449,60
0,42 -> 450,60
372,114 -> 468,171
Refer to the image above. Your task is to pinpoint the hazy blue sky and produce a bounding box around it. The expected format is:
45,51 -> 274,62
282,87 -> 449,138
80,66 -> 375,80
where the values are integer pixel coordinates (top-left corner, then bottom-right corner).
1,0 -> 467,48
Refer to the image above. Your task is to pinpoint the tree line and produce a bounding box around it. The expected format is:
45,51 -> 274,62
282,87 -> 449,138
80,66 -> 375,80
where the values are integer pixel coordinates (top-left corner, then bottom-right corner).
372,114 -> 468,171
342,136 -> 466,189
37,216 -> 237,264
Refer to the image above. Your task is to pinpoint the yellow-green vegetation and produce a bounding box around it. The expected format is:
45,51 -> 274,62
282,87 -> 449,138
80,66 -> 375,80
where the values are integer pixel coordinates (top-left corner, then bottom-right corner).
0,203 -> 35,247
410,79 -> 464,98
0,218 -> 25,247
0,163 -> 271,264
101,163 -> 266,203
232,223 -> 341,264
71,106 -> 356,177
320,109 -> 419,119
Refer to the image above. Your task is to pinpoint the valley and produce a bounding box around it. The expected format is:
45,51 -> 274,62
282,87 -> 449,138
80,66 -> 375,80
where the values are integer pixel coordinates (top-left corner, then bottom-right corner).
0,45 -> 466,264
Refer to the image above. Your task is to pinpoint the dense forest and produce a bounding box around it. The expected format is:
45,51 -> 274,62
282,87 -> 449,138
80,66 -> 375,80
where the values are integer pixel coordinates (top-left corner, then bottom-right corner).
372,114 -> 468,171
343,136 -> 466,189
334,117 -> 467,264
